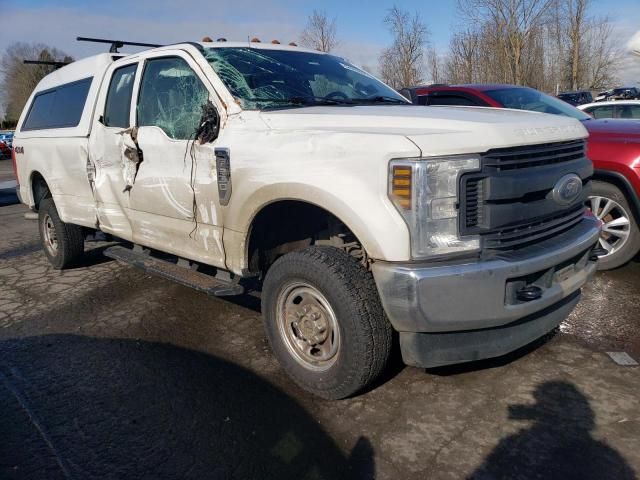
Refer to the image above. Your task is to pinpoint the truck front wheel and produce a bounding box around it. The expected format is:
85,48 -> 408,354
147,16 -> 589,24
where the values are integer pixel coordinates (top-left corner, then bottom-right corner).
38,198 -> 85,269
262,246 -> 392,399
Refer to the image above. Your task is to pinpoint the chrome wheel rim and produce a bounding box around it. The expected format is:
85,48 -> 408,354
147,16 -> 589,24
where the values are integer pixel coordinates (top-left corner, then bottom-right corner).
42,213 -> 59,256
588,195 -> 631,257
276,282 -> 340,371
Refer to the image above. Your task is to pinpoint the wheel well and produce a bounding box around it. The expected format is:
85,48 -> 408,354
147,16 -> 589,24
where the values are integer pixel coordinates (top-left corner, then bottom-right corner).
247,200 -> 367,275
592,171 -> 640,223
31,172 -> 51,210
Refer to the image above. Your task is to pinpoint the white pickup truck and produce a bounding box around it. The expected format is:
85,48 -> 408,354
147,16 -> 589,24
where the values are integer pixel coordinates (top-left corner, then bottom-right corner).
13,41 -> 600,399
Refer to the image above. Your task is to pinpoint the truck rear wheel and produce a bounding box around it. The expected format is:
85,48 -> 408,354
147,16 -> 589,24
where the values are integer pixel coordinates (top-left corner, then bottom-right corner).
588,181 -> 640,270
262,246 -> 392,399
38,198 -> 85,269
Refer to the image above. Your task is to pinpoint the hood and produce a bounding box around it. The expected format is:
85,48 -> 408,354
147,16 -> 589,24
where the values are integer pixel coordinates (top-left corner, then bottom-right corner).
583,118 -> 640,142
260,105 -> 587,156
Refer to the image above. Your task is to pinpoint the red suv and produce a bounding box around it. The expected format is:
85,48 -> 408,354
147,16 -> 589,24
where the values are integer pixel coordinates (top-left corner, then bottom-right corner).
401,84 -> 640,270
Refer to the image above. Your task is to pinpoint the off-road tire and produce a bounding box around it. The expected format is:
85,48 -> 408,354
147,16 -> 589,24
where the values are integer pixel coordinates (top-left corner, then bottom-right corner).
262,246 -> 393,399
38,198 -> 85,269
589,180 -> 640,270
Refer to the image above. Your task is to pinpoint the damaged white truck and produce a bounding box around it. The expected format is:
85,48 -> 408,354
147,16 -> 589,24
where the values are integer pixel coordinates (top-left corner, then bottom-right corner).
13,40 -> 601,399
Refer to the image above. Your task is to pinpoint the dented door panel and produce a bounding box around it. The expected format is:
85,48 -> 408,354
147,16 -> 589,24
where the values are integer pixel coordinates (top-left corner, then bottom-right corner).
128,127 -> 225,266
88,60 -> 140,238
126,52 -> 226,268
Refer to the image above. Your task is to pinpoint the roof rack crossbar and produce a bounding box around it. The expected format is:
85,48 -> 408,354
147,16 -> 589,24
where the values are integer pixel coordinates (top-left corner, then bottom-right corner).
23,60 -> 70,69
77,36 -> 162,53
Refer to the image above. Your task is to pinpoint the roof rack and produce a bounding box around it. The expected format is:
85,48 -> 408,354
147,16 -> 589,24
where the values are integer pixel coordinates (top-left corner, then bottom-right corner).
23,60 -> 70,69
77,36 -> 162,53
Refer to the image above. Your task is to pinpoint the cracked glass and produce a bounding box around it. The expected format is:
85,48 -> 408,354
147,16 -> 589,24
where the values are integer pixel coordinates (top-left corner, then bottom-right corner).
204,47 -> 407,110
137,57 -> 209,139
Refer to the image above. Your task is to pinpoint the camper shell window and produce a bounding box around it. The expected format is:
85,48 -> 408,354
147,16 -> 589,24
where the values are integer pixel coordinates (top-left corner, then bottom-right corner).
22,77 -> 93,131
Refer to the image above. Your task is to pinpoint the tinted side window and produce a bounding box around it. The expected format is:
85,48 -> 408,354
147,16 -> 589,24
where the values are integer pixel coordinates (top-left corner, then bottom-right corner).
23,77 -> 92,130
22,91 -> 56,130
104,64 -> 137,128
617,105 -> 640,119
592,106 -> 614,119
427,94 -> 478,106
137,57 -> 209,140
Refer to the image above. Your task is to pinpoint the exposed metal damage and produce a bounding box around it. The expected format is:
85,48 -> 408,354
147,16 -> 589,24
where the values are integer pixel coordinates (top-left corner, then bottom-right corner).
118,126 -> 142,192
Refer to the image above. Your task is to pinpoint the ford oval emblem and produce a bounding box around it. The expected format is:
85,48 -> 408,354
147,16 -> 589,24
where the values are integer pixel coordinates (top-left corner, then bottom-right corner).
552,174 -> 582,205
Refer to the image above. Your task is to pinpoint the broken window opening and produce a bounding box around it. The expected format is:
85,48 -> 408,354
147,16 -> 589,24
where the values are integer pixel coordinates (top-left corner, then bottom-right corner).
137,57 -> 210,140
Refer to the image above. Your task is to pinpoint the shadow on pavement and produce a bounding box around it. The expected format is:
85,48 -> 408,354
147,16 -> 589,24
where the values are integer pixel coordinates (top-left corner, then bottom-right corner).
469,381 -> 637,480
0,334 -> 374,480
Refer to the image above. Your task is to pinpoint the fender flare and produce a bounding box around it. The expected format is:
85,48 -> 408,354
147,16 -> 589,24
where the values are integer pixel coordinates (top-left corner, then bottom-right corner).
593,169 -> 640,223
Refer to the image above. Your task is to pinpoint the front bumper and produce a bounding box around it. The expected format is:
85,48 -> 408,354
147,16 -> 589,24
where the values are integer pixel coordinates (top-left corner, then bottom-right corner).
372,216 -> 600,367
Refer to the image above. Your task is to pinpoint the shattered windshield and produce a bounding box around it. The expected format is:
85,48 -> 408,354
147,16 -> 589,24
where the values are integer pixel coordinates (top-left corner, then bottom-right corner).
203,47 -> 409,110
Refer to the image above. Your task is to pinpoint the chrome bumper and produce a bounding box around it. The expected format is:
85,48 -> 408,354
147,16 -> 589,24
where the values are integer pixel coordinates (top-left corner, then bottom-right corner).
372,217 -> 600,334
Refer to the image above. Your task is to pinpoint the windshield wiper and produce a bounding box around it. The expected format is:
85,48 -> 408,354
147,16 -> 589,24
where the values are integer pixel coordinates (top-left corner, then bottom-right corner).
250,96 -> 354,108
353,95 -> 410,105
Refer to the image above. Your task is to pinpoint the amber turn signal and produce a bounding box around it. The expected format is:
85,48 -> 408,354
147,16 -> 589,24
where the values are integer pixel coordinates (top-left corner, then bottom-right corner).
391,165 -> 412,209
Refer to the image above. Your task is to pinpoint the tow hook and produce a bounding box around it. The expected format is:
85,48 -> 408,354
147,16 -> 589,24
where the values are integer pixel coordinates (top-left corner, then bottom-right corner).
516,285 -> 543,302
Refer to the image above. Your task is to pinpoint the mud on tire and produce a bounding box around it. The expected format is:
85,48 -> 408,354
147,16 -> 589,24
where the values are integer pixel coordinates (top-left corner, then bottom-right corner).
262,246 -> 393,400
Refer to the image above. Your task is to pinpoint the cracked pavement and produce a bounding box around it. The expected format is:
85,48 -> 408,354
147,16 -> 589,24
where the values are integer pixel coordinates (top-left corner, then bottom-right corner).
1,160 -> 639,479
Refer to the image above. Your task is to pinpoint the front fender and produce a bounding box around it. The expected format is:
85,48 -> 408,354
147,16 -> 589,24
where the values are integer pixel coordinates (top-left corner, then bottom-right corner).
223,182 -> 410,274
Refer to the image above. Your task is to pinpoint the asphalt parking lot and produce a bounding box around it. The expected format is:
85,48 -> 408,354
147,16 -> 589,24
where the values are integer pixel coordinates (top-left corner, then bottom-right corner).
1,159 -> 639,479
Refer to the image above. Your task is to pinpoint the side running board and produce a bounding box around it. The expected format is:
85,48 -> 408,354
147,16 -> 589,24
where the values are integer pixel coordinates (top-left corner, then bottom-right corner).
104,245 -> 244,296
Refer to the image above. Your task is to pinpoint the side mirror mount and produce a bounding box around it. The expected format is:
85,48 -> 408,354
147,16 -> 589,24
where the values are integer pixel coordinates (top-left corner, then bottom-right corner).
196,100 -> 220,144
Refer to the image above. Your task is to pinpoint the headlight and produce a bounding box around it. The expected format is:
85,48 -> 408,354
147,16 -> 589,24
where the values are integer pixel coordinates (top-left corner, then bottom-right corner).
388,155 -> 481,259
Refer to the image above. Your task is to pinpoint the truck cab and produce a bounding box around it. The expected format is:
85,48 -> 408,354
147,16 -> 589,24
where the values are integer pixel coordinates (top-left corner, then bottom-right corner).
13,42 -> 601,399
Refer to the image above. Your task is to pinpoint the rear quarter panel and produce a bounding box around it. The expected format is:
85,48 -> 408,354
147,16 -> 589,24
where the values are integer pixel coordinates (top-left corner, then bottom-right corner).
15,136 -> 96,228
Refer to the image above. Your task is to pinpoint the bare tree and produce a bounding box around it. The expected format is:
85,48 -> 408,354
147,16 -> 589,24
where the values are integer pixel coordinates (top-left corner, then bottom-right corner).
458,0 -> 555,85
0,43 -> 73,122
300,10 -> 338,52
583,18 -> 621,89
378,6 -> 430,89
427,48 -> 446,84
564,0 -> 589,90
446,0 -> 620,93
447,29 -> 480,83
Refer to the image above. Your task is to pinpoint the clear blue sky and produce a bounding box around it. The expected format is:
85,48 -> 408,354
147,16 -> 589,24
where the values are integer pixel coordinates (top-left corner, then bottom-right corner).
3,0 -> 640,82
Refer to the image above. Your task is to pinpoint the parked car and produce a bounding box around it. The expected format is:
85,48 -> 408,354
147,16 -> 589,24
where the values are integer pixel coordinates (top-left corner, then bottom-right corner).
0,131 -> 13,159
13,45 -> 599,399
579,100 -> 640,119
610,87 -> 640,101
403,84 -> 640,269
594,89 -> 614,102
557,90 -> 593,106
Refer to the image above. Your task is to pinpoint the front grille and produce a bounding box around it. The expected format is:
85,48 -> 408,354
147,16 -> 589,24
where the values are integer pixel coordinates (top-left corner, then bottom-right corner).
460,139 -> 591,251
465,178 -> 483,228
482,205 -> 585,250
482,140 -> 585,171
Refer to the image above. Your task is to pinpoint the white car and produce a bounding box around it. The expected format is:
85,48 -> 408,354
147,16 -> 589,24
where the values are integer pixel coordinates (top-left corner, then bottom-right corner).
12,40 -> 600,398
578,100 -> 640,120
